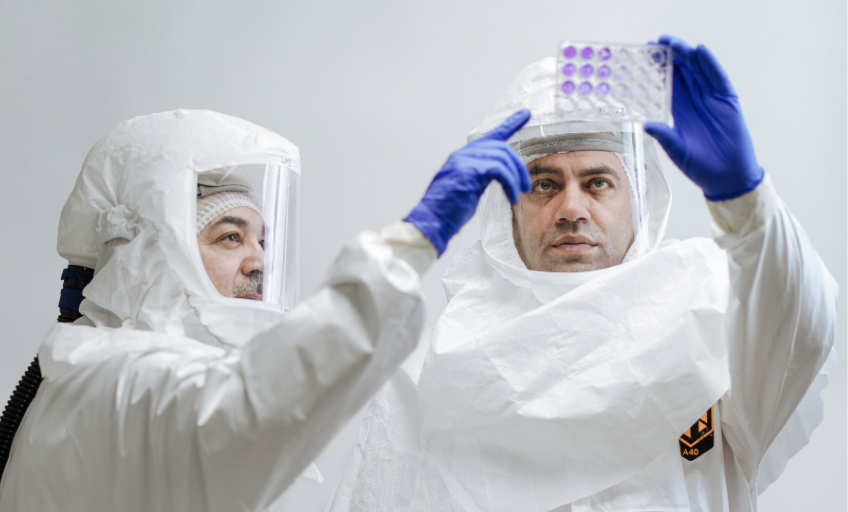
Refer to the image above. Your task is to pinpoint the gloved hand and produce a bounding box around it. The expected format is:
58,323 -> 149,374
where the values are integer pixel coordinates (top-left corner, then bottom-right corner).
644,36 -> 764,201
405,109 -> 531,255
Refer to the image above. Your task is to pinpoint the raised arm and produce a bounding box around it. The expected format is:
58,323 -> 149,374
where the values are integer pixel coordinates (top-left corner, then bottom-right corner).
201,231 -> 431,511
645,36 -> 838,488
199,110 -> 532,509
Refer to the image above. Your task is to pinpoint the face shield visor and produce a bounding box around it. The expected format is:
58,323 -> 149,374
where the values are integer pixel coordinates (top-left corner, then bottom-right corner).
467,56 -> 671,271
508,120 -> 650,264
196,164 -> 299,311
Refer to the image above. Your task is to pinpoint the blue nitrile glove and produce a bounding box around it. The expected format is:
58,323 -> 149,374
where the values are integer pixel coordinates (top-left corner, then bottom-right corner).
644,36 -> 764,201
405,109 -> 532,255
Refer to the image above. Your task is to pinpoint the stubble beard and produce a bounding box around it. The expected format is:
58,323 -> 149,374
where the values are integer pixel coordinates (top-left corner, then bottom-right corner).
232,271 -> 263,300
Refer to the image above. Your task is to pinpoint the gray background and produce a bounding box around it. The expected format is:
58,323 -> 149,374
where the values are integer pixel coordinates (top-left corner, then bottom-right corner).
0,1 -> 844,510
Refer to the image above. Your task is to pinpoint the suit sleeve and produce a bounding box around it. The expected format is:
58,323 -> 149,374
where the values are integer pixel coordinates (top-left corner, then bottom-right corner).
709,174 -> 838,491
197,231 -> 429,512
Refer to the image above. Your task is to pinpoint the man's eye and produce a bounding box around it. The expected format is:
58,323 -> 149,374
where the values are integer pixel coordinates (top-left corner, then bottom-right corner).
219,233 -> 241,244
589,179 -> 610,189
259,240 -> 265,251
533,181 -> 555,192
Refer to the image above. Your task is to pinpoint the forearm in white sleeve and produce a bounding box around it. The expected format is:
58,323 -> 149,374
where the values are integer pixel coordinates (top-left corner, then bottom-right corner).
197,231 -> 428,511
13,227 -> 431,512
708,174 -> 838,484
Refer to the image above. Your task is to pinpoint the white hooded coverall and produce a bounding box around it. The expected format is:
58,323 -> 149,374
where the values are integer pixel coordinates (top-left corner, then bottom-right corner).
328,61 -> 838,512
0,110 -> 437,512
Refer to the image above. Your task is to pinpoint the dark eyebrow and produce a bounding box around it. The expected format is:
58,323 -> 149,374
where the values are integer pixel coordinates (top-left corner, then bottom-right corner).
578,165 -> 621,179
210,215 -> 247,229
529,164 -> 622,180
528,166 -> 563,177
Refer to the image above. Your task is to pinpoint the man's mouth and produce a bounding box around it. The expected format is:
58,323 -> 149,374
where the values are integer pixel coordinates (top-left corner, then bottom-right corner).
552,235 -> 597,253
239,292 -> 262,301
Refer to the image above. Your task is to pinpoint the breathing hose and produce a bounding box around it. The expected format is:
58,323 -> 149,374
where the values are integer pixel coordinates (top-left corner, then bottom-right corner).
0,265 -> 93,482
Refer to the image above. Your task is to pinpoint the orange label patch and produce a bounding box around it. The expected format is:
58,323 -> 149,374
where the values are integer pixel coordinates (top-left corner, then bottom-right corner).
679,406 -> 714,461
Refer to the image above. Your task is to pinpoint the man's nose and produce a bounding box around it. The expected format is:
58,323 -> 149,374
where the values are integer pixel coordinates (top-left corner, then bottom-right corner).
554,183 -> 590,224
241,240 -> 265,274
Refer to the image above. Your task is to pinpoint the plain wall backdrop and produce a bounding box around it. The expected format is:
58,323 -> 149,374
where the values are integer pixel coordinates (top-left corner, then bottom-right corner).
0,1 -> 844,510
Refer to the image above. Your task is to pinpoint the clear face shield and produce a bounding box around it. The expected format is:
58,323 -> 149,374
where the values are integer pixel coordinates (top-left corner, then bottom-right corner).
508,120 -> 650,271
470,47 -> 671,272
195,164 -> 299,311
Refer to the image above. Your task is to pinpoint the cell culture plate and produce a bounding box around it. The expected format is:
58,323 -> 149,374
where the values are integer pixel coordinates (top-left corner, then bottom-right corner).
556,41 -> 673,124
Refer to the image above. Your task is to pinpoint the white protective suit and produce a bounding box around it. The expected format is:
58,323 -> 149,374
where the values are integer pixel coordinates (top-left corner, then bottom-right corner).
329,59 -> 838,512
0,110 -> 437,512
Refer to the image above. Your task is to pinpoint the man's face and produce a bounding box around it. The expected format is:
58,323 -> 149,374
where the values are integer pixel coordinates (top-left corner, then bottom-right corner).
198,206 -> 265,300
512,151 -> 633,272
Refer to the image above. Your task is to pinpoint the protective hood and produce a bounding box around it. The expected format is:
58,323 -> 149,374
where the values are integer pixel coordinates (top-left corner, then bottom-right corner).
329,59 -> 732,512
330,57 -> 836,512
471,56 -> 671,300
58,109 -> 301,347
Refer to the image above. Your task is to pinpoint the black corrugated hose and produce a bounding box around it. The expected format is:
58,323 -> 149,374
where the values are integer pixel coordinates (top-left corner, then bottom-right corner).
0,265 -> 93,482
0,358 -> 42,478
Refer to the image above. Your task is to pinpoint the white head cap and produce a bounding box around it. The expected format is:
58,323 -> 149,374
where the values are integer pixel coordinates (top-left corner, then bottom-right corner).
196,191 -> 262,234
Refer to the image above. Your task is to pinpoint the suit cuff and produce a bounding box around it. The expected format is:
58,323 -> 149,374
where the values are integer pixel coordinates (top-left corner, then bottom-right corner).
380,221 -> 438,275
706,174 -> 780,237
